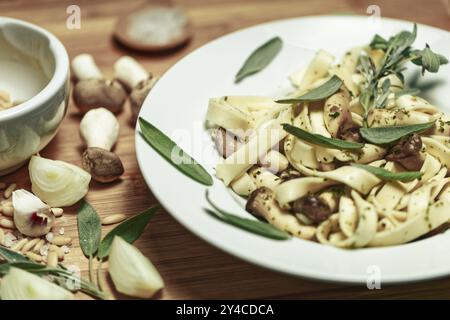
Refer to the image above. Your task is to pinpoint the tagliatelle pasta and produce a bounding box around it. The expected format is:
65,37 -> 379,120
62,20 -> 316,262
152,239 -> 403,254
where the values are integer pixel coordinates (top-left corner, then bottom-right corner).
206,28 -> 450,248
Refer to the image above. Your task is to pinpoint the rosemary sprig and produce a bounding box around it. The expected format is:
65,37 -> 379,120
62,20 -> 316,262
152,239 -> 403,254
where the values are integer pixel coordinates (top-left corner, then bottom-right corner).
359,24 -> 447,126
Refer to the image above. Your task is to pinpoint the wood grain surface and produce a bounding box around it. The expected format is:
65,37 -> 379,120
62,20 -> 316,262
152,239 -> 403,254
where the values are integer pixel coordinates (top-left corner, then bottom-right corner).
1,0 -> 450,300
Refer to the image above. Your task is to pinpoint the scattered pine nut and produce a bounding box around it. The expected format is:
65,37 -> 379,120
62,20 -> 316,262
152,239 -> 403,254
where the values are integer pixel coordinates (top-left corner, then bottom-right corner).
49,245 -> 64,261
40,244 -> 49,256
3,233 -> 16,247
101,213 -> 127,225
33,239 -> 45,253
3,183 -> 16,199
58,227 -> 65,235
0,228 -> 4,245
47,250 -> 58,267
26,251 -> 43,262
1,205 -> 14,217
0,218 -> 15,229
1,199 -> 12,206
45,232 -> 54,242
51,236 -> 72,246
11,238 -> 28,251
51,208 -> 64,217
22,238 -> 40,253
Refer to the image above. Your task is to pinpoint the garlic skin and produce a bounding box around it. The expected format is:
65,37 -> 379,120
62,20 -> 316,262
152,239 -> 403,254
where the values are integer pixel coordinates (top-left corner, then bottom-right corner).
12,189 -> 55,237
108,236 -> 164,298
29,156 -> 91,207
0,267 -> 74,300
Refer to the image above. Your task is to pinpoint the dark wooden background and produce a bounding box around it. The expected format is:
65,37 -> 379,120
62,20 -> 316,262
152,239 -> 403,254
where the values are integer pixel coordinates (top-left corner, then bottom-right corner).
1,0 -> 450,299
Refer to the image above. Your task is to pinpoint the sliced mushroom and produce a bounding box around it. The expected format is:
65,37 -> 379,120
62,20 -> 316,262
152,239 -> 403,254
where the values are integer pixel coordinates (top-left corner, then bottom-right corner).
323,90 -> 353,138
81,147 -> 124,183
386,134 -> 425,171
246,187 -> 316,239
291,194 -> 332,223
214,127 -> 241,158
71,54 -> 127,114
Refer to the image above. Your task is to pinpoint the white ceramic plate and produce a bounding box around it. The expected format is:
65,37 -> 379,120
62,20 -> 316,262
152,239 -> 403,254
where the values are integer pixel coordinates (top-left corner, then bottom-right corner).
136,15 -> 450,284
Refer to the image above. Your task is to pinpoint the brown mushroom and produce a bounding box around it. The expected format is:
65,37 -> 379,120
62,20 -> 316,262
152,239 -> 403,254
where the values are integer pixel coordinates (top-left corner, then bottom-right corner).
292,194 -> 332,223
386,134 -> 425,171
214,127 -> 241,158
114,56 -> 158,124
81,147 -> 124,183
73,79 -> 127,114
246,187 -> 316,239
71,54 -> 127,114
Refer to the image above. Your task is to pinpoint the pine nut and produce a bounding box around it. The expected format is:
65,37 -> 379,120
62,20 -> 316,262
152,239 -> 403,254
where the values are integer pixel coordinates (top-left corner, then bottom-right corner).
0,218 -> 15,229
51,236 -> 72,246
26,251 -> 43,262
0,182 -> 6,189
47,250 -> 58,267
1,199 -> 12,206
3,183 -> 16,199
101,213 -> 127,225
51,208 -> 64,217
33,239 -> 45,253
1,205 -> 14,217
22,238 -> 40,253
49,245 -> 64,261
11,238 -> 28,251
0,228 -> 4,245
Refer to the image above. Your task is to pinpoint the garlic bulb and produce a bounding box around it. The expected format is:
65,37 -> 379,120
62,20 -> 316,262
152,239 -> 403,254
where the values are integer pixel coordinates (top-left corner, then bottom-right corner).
12,189 -> 54,237
108,236 -> 164,298
0,267 -> 74,300
29,156 -> 91,207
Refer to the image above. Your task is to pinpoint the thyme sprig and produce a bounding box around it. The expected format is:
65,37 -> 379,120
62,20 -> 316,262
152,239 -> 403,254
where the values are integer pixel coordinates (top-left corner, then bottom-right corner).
359,24 -> 448,126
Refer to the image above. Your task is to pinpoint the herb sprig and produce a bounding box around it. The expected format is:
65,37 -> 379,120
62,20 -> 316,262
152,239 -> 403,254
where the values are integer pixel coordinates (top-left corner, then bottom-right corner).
359,24 -> 447,126
351,163 -> 422,182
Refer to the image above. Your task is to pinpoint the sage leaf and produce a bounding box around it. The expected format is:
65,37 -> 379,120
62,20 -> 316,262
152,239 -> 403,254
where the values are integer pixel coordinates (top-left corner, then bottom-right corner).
77,200 -> 101,257
97,205 -> 159,259
276,75 -> 343,104
139,117 -> 213,186
351,163 -> 422,182
360,121 -> 435,144
282,124 -> 364,150
0,262 -> 49,275
0,246 -> 29,263
205,192 -> 289,240
235,37 -> 283,83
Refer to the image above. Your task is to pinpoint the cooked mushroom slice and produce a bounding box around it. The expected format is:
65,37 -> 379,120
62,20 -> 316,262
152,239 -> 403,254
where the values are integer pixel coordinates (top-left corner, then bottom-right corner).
81,147 -> 124,183
386,134 -> 425,171
323,90 -> 353,138
339,127 -> 362,142
292,194 -> 332,223
246,187 -> 316,239
214,127 -> 241,158
114,56 -> 157,123
279,168 -> 302,182
71,54 -> 127,114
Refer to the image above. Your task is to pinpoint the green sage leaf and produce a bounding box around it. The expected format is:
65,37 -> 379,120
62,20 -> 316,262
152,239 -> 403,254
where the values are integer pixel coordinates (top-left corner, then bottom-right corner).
77,200 -> 102,258
235,37 -> 283,83
0,246 -> 29,263
97,205 -> 159,259
205,192 -> 289,240
351,163 -> 422,182
139,117 -> 213,186
360,122 -> 435,144
282,124 -> 364,150
276,75 -> 343,104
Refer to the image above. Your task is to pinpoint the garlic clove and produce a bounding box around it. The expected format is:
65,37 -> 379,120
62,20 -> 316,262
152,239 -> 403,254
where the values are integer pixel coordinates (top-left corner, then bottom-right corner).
0,267 -> 74,300
12,189 -> 55,237
108,236 -> 164,298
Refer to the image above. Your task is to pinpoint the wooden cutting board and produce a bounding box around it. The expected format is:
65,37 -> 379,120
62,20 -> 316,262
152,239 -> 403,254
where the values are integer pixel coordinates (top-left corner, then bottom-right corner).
1,0 -> 450,299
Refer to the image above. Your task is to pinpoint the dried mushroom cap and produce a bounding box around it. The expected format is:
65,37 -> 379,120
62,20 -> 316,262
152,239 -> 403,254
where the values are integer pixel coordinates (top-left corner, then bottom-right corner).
386,133 -> 424,171
292,194 -> 332,223
73,79 -> 127,114
81,147 -> 124,183
130,76 -> 158,123
246,187 -> 316,240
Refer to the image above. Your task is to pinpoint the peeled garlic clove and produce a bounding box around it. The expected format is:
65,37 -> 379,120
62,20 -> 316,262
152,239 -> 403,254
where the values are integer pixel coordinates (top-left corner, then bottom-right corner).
0,267 -> 74,300
29,155 -> 91,207
12,189 -> 55,237
108,236 -> 164,298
